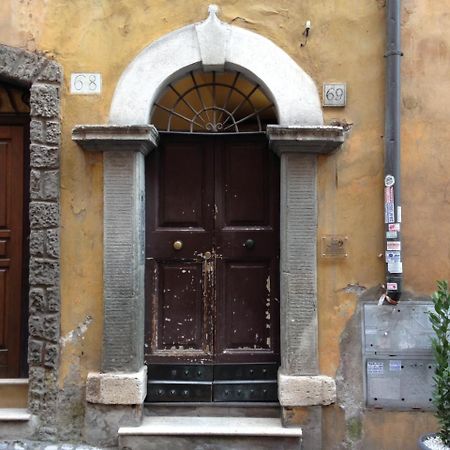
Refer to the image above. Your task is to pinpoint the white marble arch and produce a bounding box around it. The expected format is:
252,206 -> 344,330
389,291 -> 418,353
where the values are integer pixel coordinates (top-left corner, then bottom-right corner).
109,5 -> 323,126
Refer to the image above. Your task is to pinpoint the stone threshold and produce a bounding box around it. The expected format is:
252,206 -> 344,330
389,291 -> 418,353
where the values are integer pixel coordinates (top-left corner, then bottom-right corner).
0,378 -> 28,385
0,408 -> 31,421
119,416 -> 302,437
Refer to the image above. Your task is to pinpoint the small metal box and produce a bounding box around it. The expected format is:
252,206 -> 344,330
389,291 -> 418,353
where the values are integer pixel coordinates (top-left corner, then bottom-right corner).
363,303 -> 434,355
362,302 -> 435,410
321,235 -> 348,258
366,357 -> 434,410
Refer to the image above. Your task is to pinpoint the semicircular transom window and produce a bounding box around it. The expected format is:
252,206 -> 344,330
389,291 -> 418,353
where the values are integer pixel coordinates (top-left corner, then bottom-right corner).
151,70 -> 277,133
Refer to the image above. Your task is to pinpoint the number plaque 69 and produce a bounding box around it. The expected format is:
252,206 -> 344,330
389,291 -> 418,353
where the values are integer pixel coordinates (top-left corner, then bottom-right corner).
323,83 -> 346,107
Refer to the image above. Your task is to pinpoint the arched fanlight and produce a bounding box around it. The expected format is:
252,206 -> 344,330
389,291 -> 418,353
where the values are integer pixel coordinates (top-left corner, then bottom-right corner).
151,70 -> 277,132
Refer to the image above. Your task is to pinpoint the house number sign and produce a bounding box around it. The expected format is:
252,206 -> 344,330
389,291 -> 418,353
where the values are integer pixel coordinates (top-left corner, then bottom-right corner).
323,83 -> 346,107
70,73 -> 102,94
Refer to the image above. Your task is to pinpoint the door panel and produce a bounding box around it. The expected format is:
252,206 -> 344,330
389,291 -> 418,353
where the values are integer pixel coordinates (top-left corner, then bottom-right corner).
158,262 -> 206,350
147,138 -> 214,260
0,145 -> 6,225
145,133 -> 280,401
221,141 -> 268,226
0,126 -> 24,378
146,136 -> 214,363
159,143 -> 207,227
217,261 -> 273,352
215,135 -> 280,364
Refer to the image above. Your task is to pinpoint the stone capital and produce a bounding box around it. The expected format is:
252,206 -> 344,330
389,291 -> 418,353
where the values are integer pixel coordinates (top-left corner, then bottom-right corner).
267,125 -> 346,156
72,124 -> 159,155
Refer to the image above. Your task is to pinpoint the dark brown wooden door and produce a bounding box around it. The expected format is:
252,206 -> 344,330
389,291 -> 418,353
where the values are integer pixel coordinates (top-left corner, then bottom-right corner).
145,133 -> 280,401
0,126 -> 25,377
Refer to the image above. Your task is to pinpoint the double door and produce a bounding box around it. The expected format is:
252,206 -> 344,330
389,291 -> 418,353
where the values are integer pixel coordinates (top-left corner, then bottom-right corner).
145,133 -> 280,401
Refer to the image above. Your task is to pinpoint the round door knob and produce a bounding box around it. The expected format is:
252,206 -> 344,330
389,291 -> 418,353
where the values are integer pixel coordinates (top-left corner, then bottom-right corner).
244,239 -> 255,249
173,240 -> 183,250
203,251 -> 212,260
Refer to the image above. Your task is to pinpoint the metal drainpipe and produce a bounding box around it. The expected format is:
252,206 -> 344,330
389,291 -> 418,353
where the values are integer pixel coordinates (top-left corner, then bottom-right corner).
384,0 -> 403,303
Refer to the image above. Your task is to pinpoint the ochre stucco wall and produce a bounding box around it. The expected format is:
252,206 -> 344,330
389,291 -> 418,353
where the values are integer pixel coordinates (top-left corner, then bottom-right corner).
1,0 -> 448,447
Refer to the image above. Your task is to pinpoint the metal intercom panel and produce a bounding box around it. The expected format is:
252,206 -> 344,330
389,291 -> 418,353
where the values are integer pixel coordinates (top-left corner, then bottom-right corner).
362,302 -> 434,410
365,356 -> 434,410
363,303 -> 434,355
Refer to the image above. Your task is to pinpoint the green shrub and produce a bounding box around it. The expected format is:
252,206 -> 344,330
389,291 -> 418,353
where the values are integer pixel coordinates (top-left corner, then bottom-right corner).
429,280 -> 450,446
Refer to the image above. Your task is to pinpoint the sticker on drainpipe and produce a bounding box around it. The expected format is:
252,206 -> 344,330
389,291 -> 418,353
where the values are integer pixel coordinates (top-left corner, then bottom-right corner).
388,223 -> 400,232
388,262 -> 403,273
387,241 -> 401,251
385,175 -> 395,187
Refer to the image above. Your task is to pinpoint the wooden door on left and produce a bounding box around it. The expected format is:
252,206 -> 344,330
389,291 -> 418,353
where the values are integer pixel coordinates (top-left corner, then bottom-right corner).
0,125 -> 25,377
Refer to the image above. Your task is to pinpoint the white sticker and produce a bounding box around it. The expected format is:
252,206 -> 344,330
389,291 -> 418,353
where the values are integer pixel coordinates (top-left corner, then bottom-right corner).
397,206 -> 402,223
387,282 -> 398,290
386,241 -> 401,251
389,360 -> 402,372
386,250 -> 401,263
385,175 -> 395,187
388,223 -> 400,232
388,261 -> 403,273
71,73 -> 102,94
386,231 -> 398,239
365,329 -> 377,335
367,361 -> 384,376
385,204 -> 395,224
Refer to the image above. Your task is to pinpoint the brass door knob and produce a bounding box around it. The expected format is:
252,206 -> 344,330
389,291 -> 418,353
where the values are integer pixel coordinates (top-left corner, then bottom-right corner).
203,251 -> 212,260
173,240 -> 183,250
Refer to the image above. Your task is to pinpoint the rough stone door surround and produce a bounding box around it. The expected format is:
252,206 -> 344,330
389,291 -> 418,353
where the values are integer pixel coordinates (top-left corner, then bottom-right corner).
0,43 -> 62,440
73,4 -> 346,421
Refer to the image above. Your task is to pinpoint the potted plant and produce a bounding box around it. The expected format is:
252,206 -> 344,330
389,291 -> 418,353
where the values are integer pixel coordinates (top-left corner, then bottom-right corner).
419,280 -> 450,450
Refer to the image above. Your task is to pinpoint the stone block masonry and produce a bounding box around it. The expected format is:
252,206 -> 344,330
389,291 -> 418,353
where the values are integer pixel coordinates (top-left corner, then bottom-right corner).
0,44 -> 62,441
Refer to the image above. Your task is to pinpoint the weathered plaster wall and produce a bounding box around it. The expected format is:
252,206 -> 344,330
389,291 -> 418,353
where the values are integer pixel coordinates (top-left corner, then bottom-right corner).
1,0 -> 448,447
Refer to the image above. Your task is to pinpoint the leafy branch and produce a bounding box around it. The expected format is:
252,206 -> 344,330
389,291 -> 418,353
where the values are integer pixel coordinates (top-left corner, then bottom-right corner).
429,280 -> 450,446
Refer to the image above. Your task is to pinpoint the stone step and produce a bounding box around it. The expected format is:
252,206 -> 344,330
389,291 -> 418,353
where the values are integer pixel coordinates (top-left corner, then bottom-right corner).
119,416 -> 302,450
0,408 -> 31,421
144,402 -> 280,418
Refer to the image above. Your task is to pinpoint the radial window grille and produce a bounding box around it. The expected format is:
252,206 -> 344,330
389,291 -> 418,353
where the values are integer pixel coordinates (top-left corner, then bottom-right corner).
151,70 -> 277,133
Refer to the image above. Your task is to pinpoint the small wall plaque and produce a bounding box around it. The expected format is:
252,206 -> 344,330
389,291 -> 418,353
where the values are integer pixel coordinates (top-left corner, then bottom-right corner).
321,235 -> 348,258
70,73 -> 102,95
323,83 -> 346,107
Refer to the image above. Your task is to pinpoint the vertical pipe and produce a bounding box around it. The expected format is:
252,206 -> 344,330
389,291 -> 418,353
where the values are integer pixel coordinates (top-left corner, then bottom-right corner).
384,0 -> 403,303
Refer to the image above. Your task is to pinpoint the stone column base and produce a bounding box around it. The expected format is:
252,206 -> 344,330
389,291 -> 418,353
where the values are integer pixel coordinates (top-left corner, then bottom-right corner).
86,365 -> 147,405
278,372 -> 336,407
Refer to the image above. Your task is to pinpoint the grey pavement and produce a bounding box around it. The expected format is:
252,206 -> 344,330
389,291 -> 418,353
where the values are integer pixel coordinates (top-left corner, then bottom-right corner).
0,442 -> 114,450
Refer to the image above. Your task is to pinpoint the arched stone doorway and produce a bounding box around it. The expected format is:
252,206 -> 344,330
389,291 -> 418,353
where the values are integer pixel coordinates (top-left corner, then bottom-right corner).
73,4 -> 346,445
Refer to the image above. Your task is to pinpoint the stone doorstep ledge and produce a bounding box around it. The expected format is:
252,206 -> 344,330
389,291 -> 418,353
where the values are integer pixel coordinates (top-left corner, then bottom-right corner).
278,373 -> 336,407
0,409 -> 31,421
119,416 -> 302,437
72,124 -> 159,154
267,125 -> 347,155
86,366 -> 147,405
0,378 -> 28,385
